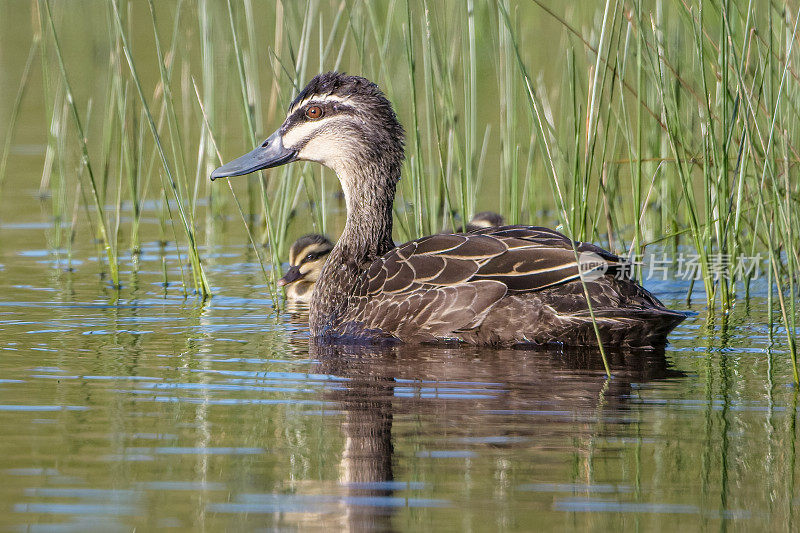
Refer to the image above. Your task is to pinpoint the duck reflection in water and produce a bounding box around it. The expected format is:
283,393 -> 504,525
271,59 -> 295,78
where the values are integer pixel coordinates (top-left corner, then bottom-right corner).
308,342 -> 681,531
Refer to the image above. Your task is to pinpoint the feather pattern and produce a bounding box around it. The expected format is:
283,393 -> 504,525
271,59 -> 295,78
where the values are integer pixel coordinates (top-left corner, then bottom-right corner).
322,225 -> 684,348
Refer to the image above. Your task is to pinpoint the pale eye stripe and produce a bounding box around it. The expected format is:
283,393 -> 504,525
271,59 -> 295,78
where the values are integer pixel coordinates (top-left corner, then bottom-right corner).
293,246 -> 314,264
282,119 -> 333,147
289,94 -> 351,114
301,245 -> 330,258
293,244 -> 332,265
302,244 -> 322,255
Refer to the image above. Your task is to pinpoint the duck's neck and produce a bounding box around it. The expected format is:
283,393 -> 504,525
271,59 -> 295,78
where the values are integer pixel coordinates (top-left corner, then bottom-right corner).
310,158 -> 399,335
338,162 -> 396,263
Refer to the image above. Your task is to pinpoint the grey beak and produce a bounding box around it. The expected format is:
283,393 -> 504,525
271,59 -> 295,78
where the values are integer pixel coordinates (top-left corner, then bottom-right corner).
210,130 -> 297,181
277,265 -> 303,287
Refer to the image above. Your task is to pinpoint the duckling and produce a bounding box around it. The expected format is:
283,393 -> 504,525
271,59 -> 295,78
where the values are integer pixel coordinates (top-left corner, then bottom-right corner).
212,72 -> 684,348
278,234 -> 334,303
458,211 -> 505,233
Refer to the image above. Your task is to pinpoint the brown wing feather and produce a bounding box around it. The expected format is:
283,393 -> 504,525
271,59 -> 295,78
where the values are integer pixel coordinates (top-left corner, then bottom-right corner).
349,279 -> 507,341
466,226 -> 628,292
344,226 -> 632,341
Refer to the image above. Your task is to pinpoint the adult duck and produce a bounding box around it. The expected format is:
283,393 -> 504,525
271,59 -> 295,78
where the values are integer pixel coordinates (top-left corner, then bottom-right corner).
212,72 -> 684,347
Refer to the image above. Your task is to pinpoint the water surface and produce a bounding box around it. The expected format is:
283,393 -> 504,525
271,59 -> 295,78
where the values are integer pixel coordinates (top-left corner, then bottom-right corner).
0,210 -> 797,531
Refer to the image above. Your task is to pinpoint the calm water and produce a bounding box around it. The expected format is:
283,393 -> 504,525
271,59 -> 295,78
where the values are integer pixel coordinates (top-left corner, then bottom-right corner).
1,202 -> 798,531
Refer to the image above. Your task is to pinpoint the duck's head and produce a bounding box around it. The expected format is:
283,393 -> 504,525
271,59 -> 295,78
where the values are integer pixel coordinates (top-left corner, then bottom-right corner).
466,211 -> 505,231
211,72 -> 405,195
454,211 -> 505,232
278,234 -> 334,300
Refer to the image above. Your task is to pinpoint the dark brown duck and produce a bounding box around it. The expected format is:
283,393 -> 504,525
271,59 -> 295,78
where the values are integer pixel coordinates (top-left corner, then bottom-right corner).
212,72 -> 685,348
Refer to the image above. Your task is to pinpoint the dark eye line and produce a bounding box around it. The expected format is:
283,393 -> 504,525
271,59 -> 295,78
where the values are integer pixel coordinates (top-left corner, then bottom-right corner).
303,249 -> 330,263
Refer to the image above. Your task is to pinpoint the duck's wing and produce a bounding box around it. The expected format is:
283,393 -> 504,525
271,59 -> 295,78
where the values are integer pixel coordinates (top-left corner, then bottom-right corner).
345,226 -> 629,341
467,225 -> 630,291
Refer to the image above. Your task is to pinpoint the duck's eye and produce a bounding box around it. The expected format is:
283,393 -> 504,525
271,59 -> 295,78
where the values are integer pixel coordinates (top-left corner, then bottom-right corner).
305,105 -> 323,120
305,253 -> 315,261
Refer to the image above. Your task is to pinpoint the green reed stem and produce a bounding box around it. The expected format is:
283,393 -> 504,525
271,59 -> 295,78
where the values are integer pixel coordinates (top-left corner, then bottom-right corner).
192,78 -> 276,304
43,0 -> 120,288
0,39 -> 38,201
111,0 -> 210,297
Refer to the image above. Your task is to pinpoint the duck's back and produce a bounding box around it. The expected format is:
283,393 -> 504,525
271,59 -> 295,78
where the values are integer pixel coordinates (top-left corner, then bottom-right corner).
317,226 -> 684,348
457,269 -> 684,347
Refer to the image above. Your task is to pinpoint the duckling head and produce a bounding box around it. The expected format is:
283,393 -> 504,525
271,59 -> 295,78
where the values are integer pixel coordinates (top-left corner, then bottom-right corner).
278,234 -> 334,301
211,72 -> 405,200
454,211 -> 505,232
467,211 -> 505,231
